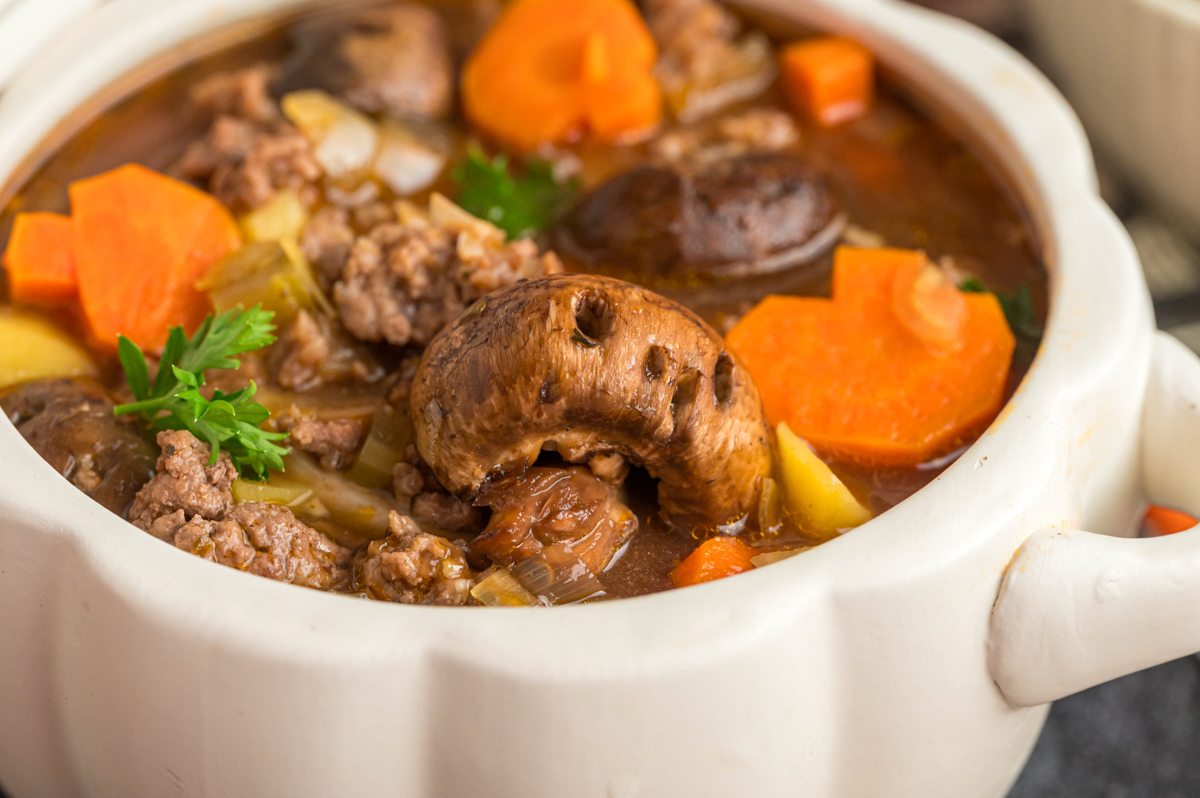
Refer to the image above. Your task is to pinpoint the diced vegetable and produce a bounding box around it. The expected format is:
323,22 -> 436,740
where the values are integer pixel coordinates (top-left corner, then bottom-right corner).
749,547 -> 811,568
781,37 -> 875,127
776,422 -> 871,539
198,239 -> 332,327
671,537 -> 757,589
282,90 -> 379,180
461,0 -> 661,149
70,164 -> 242,350
231,476 -> 315,508
726,246 -> 1015,466
892,253 -> 967,355
510,544 -> 606,604
114,307 -> 288,479
661,32 -> 777,124
471,567 -> 541,607
3,212 -> 77,306
239,190 -> 309,243
346,400 -> 414,490
0,309 -> 96,388
454,145 -> 581,240
373,119 -> 449,197
1142,505 -> 1198,537
281,451 -> 402,544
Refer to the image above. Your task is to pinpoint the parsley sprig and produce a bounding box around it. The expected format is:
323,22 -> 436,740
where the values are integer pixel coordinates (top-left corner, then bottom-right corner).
113,307 -> 289,480
453,144 -> 580,240
960,277 -> 1041,340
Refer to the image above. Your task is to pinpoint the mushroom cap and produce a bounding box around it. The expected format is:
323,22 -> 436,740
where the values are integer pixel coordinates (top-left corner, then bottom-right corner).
554,152 -> 842,281
410,274 -> 773,534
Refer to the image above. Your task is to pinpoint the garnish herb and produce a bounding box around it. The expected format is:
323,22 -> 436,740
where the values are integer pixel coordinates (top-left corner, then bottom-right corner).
958,277 -> 1041,340
453,144 -> 580,240
114,306 -> 289,480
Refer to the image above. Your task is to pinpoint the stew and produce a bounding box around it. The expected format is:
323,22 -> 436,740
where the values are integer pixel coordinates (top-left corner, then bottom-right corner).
0,0 -> 1044,606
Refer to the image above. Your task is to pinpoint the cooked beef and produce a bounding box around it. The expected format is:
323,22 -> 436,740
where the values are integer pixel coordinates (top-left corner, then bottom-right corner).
411,492 -> 484,536
471,467 -> 637,575
644,0 -> 775,122
410,274 -> 773,534
302,206 -> 357,291
2,379 -> 157,516
173,66 -> 322,213
556,153 -> 839,279
352,511 -> 474,604
275,405 -> 363,470
276,4 -> 454,119
128,429 -> 237,531
131,430 -> 351,590
651,108 -> 801,165
269,310 -> 384,392
157,503 -> 352,590
332,198 -> 563,347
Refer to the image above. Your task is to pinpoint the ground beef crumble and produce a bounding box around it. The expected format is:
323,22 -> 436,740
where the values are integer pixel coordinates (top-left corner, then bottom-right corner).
331,196 -> 564,347
172,65 -> 323,213
352,511 -> 475,605
269,310 -> 383,392
130,430 -> 351,590
275,404 -> 363,470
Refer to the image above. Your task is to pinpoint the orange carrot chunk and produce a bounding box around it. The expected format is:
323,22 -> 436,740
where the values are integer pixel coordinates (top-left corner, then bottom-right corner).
1142,505 -> 1198,537
3,212 -> 77,307
726,247 -> 1015,467
70,164 -> 241,351
461,0 -> 661,150
780,36 -> 875,127
671,537 -> 757,589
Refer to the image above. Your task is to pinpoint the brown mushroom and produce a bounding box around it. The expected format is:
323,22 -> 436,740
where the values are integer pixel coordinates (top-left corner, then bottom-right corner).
276,4 -> 454,119
410,274 -> 773,534
554,152 -> 843,280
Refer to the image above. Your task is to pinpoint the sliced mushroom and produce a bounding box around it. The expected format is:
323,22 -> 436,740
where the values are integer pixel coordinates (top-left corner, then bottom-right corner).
276,4 -> 454,120
554,152 -> 843,280
410,274 -> 773,533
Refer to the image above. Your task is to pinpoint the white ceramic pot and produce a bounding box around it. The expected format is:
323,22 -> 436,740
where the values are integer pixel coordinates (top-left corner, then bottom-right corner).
1024,0 -> 1200,233
0,1 -> 1194,797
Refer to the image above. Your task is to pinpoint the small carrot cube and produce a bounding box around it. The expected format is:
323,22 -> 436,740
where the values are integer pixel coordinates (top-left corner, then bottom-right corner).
671,537 -> 757,589
3,212 -> 77,306
781,36 -> 875,127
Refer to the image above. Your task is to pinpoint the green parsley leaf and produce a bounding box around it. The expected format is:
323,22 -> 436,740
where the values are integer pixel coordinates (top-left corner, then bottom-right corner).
113,306 -> 289,480
453,144 -> 580,240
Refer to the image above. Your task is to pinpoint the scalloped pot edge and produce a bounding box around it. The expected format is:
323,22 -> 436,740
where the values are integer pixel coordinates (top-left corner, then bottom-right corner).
0,1 -> 1161,797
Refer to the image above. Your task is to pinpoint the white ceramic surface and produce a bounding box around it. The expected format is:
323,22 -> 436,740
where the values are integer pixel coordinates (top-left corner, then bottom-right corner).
1024,0 -> 1200,233
0,1 -> 1192,797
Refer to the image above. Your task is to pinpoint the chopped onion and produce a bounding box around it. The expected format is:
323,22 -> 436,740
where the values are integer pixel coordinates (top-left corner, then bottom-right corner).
372,119 -> 448,196
282,451 -> 400,544
198,239 -> 331,326
239,190 -> 309,243
282,90 -> 378,179
749,547 -> 811,568
471,568 -> 541,607
757,476 -> 784,536
346,400 -> 414,490
662,32 -> 777,123
511,544 -> 606,605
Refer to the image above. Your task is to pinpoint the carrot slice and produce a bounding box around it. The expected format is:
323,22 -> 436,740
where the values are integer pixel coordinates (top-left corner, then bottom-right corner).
726,247 -> 1015,467
892,255 -> 967,355
461,0 -> 661,150
671,537 -> 757,589
70,164 -> 241,351
1142,506 -> 1198,537
780,36 -> 875,127
3,212 -> 77,306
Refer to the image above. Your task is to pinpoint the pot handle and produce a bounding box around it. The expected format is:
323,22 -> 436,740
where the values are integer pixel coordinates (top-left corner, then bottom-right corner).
989,332 -> 1200,707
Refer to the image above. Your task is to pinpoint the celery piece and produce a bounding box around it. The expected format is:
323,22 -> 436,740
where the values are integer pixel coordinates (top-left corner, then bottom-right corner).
240,190 -> 308,243
198,240 -> 330,327
471,568 -> 540,607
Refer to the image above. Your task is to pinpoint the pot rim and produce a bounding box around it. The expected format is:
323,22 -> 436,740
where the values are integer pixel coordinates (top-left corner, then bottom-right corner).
0,0 -> 1149,667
